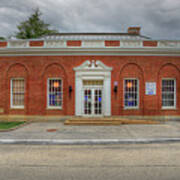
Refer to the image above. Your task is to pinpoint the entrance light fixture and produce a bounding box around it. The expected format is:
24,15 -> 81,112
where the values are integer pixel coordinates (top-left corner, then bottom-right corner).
113,81 -> 118,93
69,86 -> 72,94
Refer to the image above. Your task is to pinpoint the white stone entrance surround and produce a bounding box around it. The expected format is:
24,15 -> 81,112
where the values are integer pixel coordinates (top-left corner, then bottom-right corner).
74,60 -> 112,116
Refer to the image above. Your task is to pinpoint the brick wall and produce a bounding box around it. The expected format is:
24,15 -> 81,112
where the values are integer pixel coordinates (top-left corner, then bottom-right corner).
67,41 -> 81,46
0,55 -> 180,116
143,41 -> 158,47
0,42 -> 7,48
29,41 -> 44,47
105,41 -> 120,47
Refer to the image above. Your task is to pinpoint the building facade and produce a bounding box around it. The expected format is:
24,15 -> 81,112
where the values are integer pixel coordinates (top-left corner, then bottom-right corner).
0,27 -> 180,117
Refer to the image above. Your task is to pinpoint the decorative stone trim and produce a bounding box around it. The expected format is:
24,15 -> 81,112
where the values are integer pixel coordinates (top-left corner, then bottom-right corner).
158,41 -> 180,48
0,39 -> 180,49
8,41 -> 28,48
45,40 -> 65,48
82,40 -> 104,47
121,40 -> 142,47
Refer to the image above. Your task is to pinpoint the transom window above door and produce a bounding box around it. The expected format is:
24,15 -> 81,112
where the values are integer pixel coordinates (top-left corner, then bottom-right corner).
47,78 -> 63,109
83,80 -> 103,86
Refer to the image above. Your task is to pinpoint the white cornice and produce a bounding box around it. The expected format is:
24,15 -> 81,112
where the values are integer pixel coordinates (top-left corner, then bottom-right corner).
0,47 -> 180,57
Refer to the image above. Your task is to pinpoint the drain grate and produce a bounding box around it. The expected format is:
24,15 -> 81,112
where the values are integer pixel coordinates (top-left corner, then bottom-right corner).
46,129 -> 57,132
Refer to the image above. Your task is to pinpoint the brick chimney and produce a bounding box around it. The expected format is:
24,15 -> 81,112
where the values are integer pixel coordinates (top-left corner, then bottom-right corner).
128,27 -> 141,35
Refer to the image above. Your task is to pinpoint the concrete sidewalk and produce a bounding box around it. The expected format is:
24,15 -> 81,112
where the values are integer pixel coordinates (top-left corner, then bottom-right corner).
0,121 -> 180,144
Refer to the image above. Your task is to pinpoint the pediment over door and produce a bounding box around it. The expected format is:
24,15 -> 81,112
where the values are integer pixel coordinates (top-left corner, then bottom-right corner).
74,60 -> 112,72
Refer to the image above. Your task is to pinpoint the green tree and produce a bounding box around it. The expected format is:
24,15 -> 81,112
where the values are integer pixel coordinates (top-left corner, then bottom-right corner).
0,37 -> 5,40
16,8 -> 58,39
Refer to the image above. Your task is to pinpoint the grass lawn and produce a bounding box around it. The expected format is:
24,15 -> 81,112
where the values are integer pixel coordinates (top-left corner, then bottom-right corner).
0,122 -> 25,130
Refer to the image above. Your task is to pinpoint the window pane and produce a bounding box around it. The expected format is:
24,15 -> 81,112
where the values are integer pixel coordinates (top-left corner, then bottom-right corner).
124,79 -> 138,108
162,79 -> 175,108
48,79 -> 62,107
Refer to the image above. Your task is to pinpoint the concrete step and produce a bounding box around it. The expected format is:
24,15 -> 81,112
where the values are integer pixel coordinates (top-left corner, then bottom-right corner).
66,120 -> 123,122
65,121 -> 122,125
64,118 -> 160,125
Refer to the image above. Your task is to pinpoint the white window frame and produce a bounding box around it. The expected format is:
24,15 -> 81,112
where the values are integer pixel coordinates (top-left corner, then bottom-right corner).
123,78 -> 139,109
10,78 -> 25,109
47,78 -> 63,109
161,78 -> 176,109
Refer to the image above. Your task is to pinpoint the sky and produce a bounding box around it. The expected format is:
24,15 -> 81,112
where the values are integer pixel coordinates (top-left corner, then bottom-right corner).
0,0 -> 180,40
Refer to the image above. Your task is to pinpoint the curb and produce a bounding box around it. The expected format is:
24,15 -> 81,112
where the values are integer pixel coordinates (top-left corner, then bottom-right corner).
1,138 -> 180,145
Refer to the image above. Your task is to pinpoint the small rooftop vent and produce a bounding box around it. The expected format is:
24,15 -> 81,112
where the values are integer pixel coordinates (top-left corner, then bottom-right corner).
128,27 -> 141,35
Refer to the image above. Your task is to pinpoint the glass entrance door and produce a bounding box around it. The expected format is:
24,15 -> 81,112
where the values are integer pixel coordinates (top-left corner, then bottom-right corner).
83,88 -> 103,116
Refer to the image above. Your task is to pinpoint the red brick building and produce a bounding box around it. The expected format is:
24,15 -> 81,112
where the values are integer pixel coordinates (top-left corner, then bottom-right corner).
0,27 -> 180,118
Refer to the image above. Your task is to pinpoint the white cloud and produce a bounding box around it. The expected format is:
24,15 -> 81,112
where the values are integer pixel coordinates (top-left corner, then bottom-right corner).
0,0 -> 180,39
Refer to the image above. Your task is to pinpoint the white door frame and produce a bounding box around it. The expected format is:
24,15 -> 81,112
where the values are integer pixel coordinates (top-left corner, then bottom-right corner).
74,60 -> 112,116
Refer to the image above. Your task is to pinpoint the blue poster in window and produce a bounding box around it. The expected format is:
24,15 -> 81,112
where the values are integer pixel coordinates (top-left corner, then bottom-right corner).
146,82 -> 156,95
85,96 -> 88,101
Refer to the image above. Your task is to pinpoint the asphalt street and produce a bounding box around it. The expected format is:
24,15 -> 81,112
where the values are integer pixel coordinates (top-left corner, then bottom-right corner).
0,143 -> 180,180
